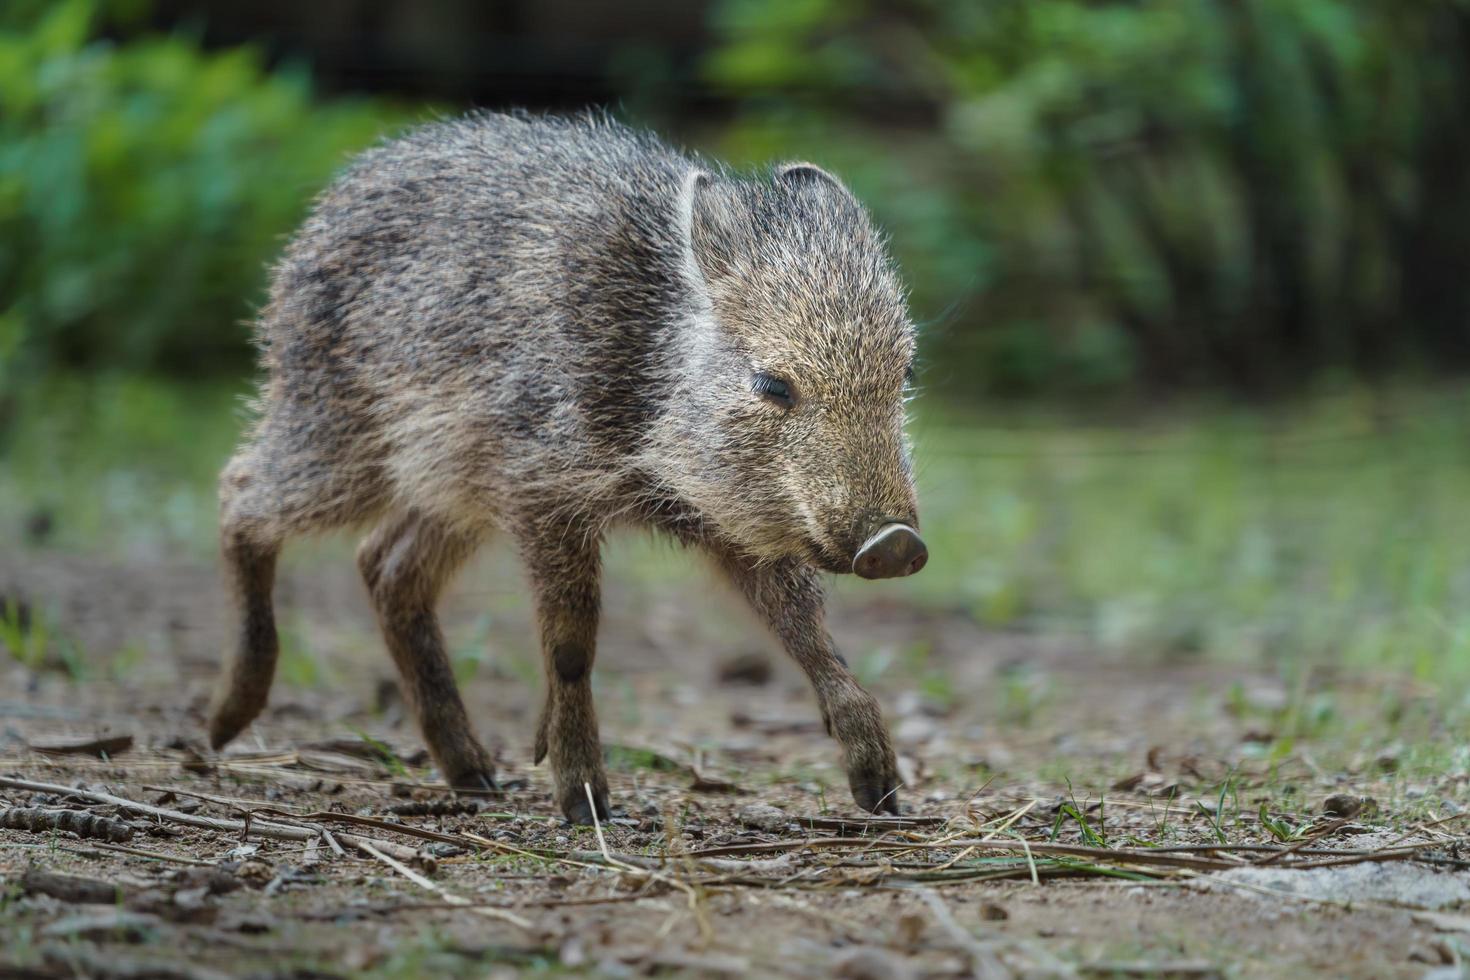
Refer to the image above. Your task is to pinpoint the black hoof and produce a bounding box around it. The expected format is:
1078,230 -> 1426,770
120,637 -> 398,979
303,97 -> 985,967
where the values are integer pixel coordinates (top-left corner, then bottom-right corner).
562,789 -> 611,826
850,778 -> 901,815
206,699 -> 261,751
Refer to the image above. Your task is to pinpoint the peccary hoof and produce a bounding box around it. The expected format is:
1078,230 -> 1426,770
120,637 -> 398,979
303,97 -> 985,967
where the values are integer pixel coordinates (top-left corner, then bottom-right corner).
563,789 -> 612,826
850,777 -> 901,815
853,524 -> 928,580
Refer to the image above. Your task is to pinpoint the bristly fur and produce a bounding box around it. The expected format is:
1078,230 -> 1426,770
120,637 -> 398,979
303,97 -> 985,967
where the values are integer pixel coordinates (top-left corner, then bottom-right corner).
207,110 -> 920,821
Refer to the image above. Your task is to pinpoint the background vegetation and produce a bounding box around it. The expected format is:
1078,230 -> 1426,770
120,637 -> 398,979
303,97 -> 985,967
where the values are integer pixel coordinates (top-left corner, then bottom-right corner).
7,0 -> 1470,392
4,0 -> 1470,709
700,0 -> 1470,393
0,0 -> 405,376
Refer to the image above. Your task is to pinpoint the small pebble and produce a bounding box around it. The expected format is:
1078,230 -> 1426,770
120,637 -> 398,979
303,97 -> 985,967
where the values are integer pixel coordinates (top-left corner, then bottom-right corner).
1322,794 -> 1377,819
737,803 -> 789,832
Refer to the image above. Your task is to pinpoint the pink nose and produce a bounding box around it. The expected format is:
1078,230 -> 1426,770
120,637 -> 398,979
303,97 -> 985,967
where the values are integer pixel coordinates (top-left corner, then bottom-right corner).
852,524 -> 928,579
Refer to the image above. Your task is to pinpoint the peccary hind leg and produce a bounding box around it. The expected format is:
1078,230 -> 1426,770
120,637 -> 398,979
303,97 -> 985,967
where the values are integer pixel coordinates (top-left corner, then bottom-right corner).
208,449 -> 303,749
523,528 -> 609,824
723,556 -> 900,814
207,528 -> 281,750
208,416 -> 387,749
359,511 -> 496,792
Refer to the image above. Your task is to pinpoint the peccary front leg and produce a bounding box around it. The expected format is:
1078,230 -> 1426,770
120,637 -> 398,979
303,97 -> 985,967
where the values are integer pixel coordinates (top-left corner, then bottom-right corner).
521,528 -> 609,824
721,556 -> 901,814
358,512 -> 496,793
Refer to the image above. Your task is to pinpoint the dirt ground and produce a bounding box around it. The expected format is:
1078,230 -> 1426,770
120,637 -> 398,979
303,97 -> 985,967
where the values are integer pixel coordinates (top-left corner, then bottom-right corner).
3,544 -> 1468,979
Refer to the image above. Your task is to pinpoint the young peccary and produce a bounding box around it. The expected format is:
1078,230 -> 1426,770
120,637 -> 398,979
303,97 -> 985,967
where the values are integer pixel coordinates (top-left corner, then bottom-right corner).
207,112 -> 927,823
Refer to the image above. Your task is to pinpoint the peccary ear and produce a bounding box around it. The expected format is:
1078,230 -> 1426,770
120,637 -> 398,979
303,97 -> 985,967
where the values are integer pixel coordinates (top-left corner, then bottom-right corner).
774,161 -> 854,198
679,168 -> 739,288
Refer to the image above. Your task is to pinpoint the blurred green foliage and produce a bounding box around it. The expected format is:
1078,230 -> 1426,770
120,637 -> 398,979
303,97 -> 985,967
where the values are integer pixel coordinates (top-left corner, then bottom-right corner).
3,0 -> 1467,394
700,0 -> 1470,394
0,0 -> 406,376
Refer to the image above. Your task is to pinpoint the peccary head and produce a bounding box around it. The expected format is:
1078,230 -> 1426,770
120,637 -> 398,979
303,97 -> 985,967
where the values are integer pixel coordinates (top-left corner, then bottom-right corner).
654,163 -> 923,576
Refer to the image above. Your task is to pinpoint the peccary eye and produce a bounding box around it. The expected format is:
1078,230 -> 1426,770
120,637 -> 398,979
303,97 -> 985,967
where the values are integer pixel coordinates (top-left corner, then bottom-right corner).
751,372 -> 795,409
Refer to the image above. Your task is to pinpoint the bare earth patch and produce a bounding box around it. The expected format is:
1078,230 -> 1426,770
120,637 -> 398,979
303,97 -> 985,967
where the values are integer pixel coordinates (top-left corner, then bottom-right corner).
3,547 -> 1468,978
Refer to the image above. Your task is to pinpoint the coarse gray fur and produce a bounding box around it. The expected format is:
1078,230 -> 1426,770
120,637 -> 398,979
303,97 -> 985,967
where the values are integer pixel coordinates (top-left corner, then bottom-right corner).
207,111 -> 921,821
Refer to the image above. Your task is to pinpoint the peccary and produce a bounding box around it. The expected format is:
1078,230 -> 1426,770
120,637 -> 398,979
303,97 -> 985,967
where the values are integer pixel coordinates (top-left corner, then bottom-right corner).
207,112 -> 926,822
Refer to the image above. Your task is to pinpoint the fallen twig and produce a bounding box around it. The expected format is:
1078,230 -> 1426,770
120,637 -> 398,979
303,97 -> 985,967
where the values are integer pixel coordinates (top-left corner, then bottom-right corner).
1250,818 -> 1351,866
0,775 -> 429,867
28,734 -> 135,758
338,832 -> 435,869
583,782 -> 713,942
687,836 -> 1237,871
22,866 -> 128,904
354,837 -> 533,930
244,805 -> 460,847
790,813 -> 947,834
140,785 -> 304,814
1,805 -> 134,843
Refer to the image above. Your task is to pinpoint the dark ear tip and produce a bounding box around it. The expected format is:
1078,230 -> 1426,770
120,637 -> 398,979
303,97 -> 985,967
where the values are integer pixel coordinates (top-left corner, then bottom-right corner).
683,170 -> 714,201
774,162 -> 847,193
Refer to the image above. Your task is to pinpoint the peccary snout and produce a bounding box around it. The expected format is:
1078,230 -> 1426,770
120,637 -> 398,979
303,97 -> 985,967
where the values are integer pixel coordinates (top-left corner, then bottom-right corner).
852,523 -> 928,579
